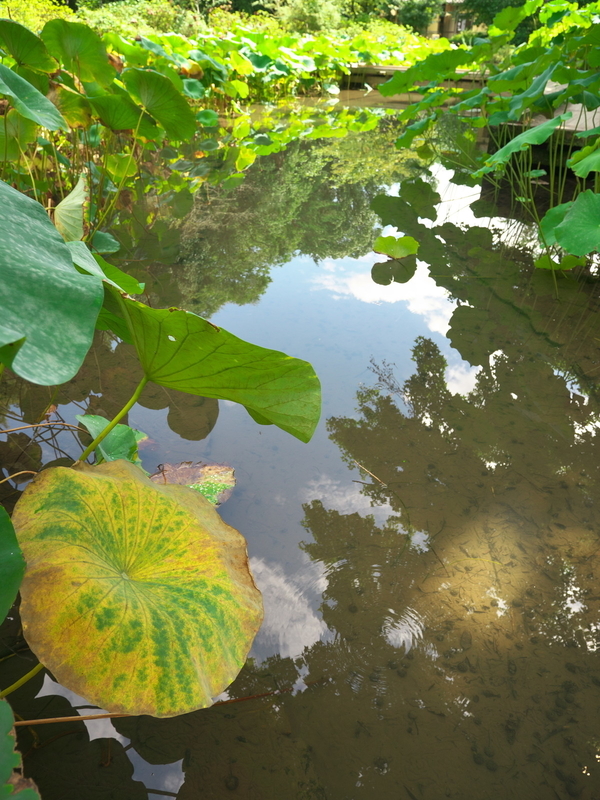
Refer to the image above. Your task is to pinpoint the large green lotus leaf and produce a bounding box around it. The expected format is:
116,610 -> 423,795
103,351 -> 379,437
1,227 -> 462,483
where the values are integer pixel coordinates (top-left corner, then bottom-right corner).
539,201 -> 572,247
0,179 -> 103,384
0,506 -> 26,625
0,19 -> 57,73
0,108 -> 37,162
0,63 -> 65,130
11,459 -> 263,717
474,113 -> 572,176
113,292 -> 321,443
122,68 -> 196,141
41,20 -> 115,86
0,699 -> 40,799
555,190 -> 600,256
89,95 -> 162,139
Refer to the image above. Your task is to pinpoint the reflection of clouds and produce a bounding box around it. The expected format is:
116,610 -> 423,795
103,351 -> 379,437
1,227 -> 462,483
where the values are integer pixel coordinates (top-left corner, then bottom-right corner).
36,676 -> 185,795
383,606 -> 424,652
312,260 -> 455,335
301,474 -> 393,524
446,362 -> 481,396
250,557 -> 328,660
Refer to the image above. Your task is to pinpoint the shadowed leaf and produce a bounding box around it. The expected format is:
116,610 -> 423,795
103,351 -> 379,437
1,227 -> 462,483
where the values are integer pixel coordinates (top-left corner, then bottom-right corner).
0,507 -> 26,624
150,461 -> 235,505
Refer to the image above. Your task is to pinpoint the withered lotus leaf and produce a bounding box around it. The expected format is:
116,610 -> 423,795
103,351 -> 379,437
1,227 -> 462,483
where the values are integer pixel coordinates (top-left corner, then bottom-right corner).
11,460 -> 263,717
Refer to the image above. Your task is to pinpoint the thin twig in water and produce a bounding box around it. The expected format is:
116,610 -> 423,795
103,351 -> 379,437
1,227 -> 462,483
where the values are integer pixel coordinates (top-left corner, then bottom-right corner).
0,471 -> 37,485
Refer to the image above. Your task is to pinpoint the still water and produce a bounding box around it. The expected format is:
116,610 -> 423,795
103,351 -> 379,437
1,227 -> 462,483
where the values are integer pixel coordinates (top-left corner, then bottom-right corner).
2,114 -> 600,800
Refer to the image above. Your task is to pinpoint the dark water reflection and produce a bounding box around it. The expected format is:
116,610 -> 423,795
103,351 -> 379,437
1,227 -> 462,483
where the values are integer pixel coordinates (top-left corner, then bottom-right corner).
2,117 -> 600,800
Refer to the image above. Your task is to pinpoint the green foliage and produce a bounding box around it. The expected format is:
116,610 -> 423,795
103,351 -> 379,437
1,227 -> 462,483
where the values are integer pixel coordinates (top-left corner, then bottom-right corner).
0,507 -> 25,626
0,699 -> 39,798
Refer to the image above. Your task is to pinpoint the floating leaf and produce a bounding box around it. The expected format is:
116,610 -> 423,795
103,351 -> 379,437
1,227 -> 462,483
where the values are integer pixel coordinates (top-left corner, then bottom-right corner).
373,235 -> 419,259
0,179 -> 103,385
371,256 -> 417,286
12,459 -> 263,717
0,506 -> 26,625
54,174 -> 88,242
41,20 -> 115,86
122,68 -> 196,141
76,414 -> 145,464
0,699 -> 40,799
0,63 -> 65,131
555,190 -> 600,256
151,462 -> 235,506
0,19 -> 56,72
109,291 -> 321,443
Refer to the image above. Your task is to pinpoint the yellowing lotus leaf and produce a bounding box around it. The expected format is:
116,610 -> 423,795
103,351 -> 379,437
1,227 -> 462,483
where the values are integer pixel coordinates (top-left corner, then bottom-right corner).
11,459 -> 263,718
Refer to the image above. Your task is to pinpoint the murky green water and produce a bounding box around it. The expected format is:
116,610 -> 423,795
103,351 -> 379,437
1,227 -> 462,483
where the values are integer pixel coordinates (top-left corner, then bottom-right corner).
2,112 -> 600,800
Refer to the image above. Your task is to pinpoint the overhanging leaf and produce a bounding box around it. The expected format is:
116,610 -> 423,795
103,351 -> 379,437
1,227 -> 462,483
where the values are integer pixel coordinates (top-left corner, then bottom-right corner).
0,63 -> 66,131
54,174 -> 88,242
41,20 -> 115,86
0,19 -> 57,72
0,179 -> 103,384
66,241 -> 144,294
122,68 -> 195,141
0,506 -> 26,625
150,461 -> 235,506
555,190 -> 600,256
539,201 -> 572,247
12,459 -> 263,717
0,109 -> 37,162
0,699 -> 40,799
89,95 -> 161,139
111,291 -> 321,443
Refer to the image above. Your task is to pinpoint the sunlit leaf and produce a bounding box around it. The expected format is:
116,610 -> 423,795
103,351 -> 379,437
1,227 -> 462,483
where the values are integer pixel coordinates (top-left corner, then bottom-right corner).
110,291 -> 321,443
0,699 -> 40,799
49,85 -> 93,128
150,461 -> 235,506
89,95 -> 161,139
0,63 -> 65,131
41,20 -> 115,86
67,241 -> 144,294
54,174 -> 88,242
122,68 -> 195,141
12,459 -> 264,717
373,235 -> 419,259
196,108 -> 218,127
0,179 -> 103,384
0,506 -> 26,625
0,19 -> 57,72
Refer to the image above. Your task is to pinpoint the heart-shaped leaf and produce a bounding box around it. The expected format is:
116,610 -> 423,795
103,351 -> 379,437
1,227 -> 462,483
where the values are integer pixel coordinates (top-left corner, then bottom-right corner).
0,179 -> 103,385
0,19 -> 57,72
110,291 -> 321,443
41,20 -> 115,86
0,507 -> 26,625
0,63 -> 66,130
122,68 -> 196,141
373,235 -> 419,259
76,414 -> 146,464
12,460 -> 263,717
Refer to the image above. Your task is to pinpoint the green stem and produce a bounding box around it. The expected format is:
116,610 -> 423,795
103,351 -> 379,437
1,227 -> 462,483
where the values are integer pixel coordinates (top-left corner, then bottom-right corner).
78,376 -> 148,463
0,662 -> 44,699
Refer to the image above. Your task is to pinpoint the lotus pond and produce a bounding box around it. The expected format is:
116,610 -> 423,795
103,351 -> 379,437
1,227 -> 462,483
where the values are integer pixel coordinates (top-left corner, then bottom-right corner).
2,105 -> 600,799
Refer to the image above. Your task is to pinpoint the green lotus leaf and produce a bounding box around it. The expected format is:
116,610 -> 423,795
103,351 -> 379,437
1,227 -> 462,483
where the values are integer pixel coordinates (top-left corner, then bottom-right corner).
66,241 -> 144,294
555,190 -> 600,256
0,109 -> 37,162
0,63 -> 65,131
0,19 -> 57,73
89,95 -> 161,139
0,179 -> 103,385
373,235 -> 419,259
539,201 -> 572,247
122,68 -> 196,141
0,506 -> 26,625
48,85 -> 93,129
110,290 -> 321,443
53,174 -> 88,242
76,414 -> 146,465
41,20 -> 115,86
0,699 -> 40,799
12,459 -> 263,717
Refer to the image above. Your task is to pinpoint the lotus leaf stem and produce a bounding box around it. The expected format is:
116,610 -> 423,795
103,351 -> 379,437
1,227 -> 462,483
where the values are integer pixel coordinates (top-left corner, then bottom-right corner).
0,662 -> 44,699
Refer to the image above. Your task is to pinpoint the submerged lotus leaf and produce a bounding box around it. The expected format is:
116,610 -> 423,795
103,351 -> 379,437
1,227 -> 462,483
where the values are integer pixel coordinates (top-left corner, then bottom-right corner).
150,461 -> 235,506
11,460 -> 263,717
